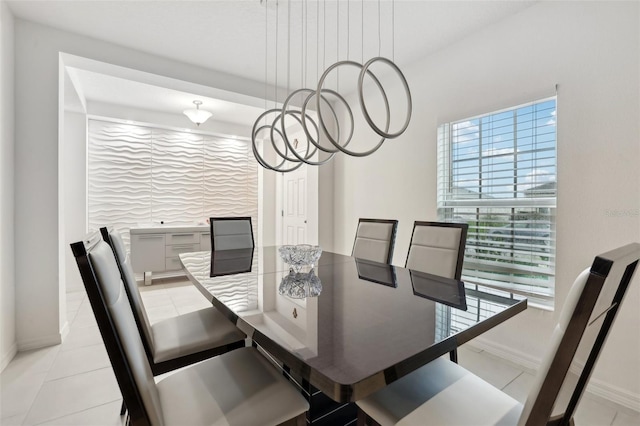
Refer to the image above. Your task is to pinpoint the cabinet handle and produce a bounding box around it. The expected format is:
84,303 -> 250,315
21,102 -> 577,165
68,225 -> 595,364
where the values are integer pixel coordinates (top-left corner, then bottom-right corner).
171,245 -> 195,250
138,235 -> 163,240
172,233 -> 195,237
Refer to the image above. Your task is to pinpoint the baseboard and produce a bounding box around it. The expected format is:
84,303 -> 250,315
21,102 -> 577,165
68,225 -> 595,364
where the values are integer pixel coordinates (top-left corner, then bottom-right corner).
467,337 -> 540,374
587,377 -> 640,413
0,342 -> 18,372
467,337 -> 640,413
60,320 -> 70,342
17,333 -> 62,351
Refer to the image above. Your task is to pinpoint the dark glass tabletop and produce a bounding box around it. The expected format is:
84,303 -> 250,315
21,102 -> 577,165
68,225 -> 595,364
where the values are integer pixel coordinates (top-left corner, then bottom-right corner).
180,246 -> 527,402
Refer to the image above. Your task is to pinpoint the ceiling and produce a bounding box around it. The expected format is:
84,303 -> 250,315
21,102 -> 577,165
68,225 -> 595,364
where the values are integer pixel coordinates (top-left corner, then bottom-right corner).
66,66 -> 264,126
8,0 -> 536,126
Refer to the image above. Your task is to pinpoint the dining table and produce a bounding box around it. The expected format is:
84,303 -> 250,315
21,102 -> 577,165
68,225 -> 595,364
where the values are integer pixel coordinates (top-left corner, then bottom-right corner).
180,246 -> 527,425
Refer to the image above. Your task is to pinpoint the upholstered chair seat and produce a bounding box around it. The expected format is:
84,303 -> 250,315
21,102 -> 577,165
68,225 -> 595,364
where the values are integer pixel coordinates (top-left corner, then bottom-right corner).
102,227 -> 245,375
72,234 -> 309,425
150,306 -> 242,363
357,243 -> 640,426
357,357 -> 522,426
157,347 -> 309,425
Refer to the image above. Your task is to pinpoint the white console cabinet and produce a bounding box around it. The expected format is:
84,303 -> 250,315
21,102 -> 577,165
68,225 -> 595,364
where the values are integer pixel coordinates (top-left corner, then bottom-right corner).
130,224 -> 210,284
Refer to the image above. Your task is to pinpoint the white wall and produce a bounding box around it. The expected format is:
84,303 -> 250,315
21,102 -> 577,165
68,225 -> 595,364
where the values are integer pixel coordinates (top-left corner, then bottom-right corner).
332,1 -> 640,409
0,0 -> 17,370
63,111 -> 86,294
13,18 -> 284,350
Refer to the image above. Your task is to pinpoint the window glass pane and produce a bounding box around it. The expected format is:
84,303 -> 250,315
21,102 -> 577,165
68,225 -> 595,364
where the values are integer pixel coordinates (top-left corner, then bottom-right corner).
437,97 -> 557,307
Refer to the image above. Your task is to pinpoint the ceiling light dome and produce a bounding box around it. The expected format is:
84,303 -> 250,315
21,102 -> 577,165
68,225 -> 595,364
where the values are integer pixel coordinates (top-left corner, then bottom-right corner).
183,100 -> 212,126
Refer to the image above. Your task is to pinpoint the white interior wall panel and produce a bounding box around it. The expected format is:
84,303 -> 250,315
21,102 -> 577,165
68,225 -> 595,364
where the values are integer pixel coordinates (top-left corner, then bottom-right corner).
152,129 -> 204,224
88,121 -> 152,247
88,120 -> 258,248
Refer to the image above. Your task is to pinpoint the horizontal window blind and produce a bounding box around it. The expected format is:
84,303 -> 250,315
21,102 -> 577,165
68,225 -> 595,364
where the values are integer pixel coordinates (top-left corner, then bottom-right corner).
437,98 -> 557,308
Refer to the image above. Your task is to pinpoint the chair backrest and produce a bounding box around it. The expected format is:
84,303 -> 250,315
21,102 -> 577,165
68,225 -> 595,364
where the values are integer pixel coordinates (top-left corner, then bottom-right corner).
518,243 -> 640,426
351,218 -> 398,264
71,233 -> 165,426
405,221 -> 468,279
210,248 -> 255,277
100,227 -> 155,360
210,217 -> 254,251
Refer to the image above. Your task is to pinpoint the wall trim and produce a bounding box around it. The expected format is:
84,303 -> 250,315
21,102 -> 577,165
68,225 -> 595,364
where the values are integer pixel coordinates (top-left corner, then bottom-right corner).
0,342 -> 18,373
468,336 -> 540,374
467,337 -> 640,413
60,320 -> 70,342
17,333 -> 62,352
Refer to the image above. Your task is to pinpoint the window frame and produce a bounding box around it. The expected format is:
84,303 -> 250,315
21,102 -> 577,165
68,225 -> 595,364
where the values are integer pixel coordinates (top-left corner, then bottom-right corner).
437,97 -> 557,309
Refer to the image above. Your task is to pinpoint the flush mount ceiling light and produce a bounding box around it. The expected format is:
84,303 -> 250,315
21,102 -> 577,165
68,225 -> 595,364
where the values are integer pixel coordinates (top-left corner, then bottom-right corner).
183,100 -> 212,126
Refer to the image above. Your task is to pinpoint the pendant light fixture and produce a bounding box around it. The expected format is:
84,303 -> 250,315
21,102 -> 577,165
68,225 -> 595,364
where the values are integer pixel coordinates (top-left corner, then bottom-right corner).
252,0 -> 412,173
183,100 -> 212,126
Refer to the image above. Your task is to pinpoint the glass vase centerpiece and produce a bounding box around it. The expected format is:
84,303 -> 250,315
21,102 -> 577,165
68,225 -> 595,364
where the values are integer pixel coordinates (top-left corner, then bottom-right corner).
278,244 -> 322,272
278,244 -> 323,298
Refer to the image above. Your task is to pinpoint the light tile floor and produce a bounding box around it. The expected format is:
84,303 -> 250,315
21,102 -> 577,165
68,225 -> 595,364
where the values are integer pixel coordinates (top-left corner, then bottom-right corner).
1,277 -> 638,425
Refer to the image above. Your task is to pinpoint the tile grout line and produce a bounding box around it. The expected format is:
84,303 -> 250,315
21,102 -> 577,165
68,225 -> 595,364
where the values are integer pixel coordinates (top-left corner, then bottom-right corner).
31,398 -> 123,426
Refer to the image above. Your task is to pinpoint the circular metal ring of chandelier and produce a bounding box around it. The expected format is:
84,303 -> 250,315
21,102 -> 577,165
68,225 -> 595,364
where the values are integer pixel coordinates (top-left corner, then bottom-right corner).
252,109 -> 304,173
279,89 -> 336,165
358,56 -> 413,139
316,60 -> 390,157
299,88 -> 351,154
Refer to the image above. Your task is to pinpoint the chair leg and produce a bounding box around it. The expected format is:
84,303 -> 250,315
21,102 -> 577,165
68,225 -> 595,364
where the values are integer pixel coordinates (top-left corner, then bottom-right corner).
120,400 -> 127,416
450,348 -> 458,363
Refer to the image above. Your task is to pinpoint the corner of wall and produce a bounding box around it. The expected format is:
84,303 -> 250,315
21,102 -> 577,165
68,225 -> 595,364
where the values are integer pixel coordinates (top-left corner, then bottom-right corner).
0,0 -> 17,372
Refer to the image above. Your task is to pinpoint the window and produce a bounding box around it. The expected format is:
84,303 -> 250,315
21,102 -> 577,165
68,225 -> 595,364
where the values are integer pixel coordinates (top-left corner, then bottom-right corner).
437,98 -> 557,308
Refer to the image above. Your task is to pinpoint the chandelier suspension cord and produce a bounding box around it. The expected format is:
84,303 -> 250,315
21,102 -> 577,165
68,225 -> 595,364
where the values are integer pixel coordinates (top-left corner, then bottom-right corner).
392,0 -> 395,62
318,0 -> 320,85
275,0 -> 279,108
287,0 -> 291,96
361,0 -> 364,63
323,0 -> 326,73
347,0 -> 350,61
303,0 -> 307,89
378,0 -> 381,57
337,0 -> 340,92
264,0 -> 268,124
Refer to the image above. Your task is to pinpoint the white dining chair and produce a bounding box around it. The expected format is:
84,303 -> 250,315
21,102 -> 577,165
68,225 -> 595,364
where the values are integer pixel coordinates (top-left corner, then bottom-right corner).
406,221 -> 468,363
405,221 -> 468,279
72,232 -> 309,426
356,243 -> 640,426
100,227 -> 245,376
210,216 -> 255,251
352,218 -> 399,264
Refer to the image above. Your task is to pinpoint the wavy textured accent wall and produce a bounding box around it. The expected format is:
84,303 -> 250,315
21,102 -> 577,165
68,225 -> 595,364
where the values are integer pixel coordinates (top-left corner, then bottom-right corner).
88,120 -> 258,249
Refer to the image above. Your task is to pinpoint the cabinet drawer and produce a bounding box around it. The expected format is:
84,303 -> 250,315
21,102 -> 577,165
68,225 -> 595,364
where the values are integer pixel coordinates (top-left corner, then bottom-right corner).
200,232 -> 211,251
131,234 -> 166,272
165,256 -> 184,271
166,232 -> 200,245
165,243 -> 201,257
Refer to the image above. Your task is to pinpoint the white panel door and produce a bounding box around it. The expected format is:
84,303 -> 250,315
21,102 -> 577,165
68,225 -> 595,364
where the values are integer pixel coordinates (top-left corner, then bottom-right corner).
282,165 -> 307,245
